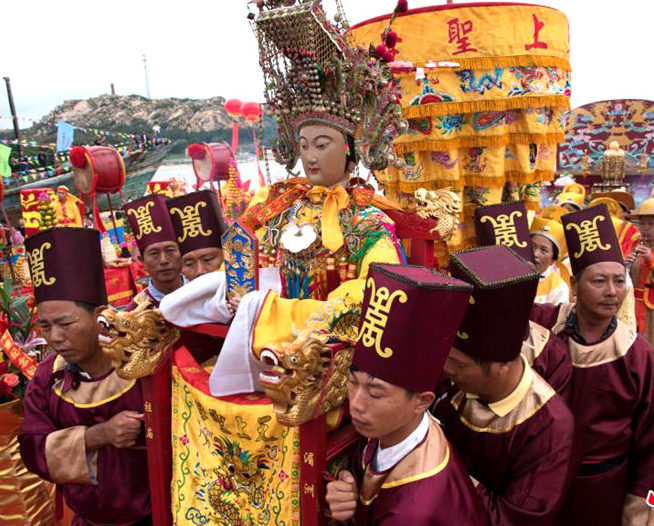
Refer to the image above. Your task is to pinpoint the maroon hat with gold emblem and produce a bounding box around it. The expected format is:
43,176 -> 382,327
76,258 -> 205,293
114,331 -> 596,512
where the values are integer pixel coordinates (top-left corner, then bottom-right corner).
123,194 -> 177,253
26,227 -> 107,306
474,202 -> 534,263
167,190 -> 227,256
450,245 -> 539,362
562,204 -> 624,276
353,264 -> 473,393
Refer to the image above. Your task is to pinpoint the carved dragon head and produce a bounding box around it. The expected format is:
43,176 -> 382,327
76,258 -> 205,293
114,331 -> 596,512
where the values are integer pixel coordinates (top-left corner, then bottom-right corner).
258,329 -> 353,426
97,300 -> 179,379
414,187 -> 463,240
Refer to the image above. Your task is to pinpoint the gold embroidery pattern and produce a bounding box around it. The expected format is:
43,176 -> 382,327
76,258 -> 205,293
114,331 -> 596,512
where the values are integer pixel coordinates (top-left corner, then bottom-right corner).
565,215 -> 610,258
126,201 -> 162,239
357,278 -> 408,358
169,202 -> 212,242
480,211 -> 527,248
27,242 -> 55,287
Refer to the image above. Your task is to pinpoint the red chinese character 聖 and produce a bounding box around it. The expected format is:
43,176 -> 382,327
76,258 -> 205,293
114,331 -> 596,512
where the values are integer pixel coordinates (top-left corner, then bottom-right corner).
525,14 -> 548,50
448,17 -> 478,56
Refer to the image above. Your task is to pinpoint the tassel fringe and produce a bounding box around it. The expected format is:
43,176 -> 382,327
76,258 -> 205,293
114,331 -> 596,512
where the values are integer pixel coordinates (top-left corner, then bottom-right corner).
403,94 -> 570,119
394,133 -> 564,154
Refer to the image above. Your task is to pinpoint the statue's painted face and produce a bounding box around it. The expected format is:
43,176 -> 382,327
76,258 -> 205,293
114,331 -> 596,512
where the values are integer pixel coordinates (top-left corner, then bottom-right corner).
298,124 -> 350,187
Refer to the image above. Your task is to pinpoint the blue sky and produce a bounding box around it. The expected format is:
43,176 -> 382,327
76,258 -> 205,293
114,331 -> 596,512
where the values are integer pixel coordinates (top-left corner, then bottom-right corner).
1,0 -> 648,130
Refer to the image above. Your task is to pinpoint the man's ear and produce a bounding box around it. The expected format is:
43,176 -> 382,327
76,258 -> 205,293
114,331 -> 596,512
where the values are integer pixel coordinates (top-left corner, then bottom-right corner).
415,391 -> 436,414
570,274 -> 578,298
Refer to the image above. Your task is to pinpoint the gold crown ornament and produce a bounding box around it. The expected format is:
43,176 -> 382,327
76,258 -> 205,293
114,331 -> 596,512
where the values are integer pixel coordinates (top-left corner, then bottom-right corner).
251,0 -> 408,171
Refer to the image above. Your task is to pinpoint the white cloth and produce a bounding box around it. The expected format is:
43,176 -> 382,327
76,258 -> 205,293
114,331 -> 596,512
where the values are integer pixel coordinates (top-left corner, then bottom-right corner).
209,289 -> 273,396
373,412 -> 430,472
159,270 -> 232,326
159,268 -> 283,397
159,267 -> 281,327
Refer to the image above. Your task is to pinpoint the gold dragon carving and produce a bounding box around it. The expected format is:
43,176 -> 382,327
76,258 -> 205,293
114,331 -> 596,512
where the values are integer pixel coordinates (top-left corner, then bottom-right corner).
414,187 -> 462,240
98,300 -> 180,379
257,330 -> 353,426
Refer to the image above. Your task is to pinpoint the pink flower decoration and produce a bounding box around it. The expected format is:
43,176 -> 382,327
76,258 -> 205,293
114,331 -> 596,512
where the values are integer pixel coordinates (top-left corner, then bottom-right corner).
279,470 -> 288,482
180,435 -> 189,445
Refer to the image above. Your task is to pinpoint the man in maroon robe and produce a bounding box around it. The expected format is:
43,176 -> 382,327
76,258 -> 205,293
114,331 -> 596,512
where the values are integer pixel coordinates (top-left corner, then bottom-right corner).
124,194 -> 184,308
531,204 -> 654,525
326,264 -> 488,525
19,228 -> 151,526
435,245 -> 576,526
475,202 -> 572,399
522,320 -> 572,402
167,190 -> 227,281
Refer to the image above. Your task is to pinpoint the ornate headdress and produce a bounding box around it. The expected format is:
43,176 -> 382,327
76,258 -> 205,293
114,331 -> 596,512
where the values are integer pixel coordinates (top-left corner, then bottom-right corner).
252,0 -> 406,170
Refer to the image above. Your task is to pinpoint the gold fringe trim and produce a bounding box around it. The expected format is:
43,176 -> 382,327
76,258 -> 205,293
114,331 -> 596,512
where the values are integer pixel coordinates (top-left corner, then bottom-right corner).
505,169 -> 556,185
464,175 -> 507,188
395,178 -> 465,193
390,170 -> 554,194
395,133 -> 564,154
403,95 -> 570,119
393,54 -> 571,75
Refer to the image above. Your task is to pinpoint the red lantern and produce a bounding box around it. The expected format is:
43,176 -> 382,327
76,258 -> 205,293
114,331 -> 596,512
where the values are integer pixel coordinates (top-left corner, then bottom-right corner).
241,101 -> 263,123
224,98 -> 244,118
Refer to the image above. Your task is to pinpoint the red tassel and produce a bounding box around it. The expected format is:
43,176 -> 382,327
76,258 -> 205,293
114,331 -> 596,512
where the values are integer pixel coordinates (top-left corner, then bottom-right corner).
375,44 -> 388,59
396,0 -> 408,13
385,31 -> 398,48
188,143 -> 206,160
69,146 -> 87,168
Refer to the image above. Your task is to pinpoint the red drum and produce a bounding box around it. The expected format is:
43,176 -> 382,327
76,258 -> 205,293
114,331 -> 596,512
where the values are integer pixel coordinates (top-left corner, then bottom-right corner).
188,142 -> 234,183
69,146 -> 126,195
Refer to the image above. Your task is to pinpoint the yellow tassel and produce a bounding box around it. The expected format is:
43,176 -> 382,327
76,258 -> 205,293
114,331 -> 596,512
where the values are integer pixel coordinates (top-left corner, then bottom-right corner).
505,169 -> 555,185
403,95 -> 570,119
524,200 -> 542,211
394,177 -> 466,193
463,175 -> 507,188
394,133 -> 564,154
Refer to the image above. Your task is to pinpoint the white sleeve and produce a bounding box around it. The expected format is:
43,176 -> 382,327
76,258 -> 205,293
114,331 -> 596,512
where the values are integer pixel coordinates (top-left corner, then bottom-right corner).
160,271 -> 232,326
160,267 -> 283,327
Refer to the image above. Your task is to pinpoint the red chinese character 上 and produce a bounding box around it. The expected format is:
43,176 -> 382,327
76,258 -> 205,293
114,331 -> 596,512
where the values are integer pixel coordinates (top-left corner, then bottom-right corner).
448,17 -> 478,56
525,14 -> 548,50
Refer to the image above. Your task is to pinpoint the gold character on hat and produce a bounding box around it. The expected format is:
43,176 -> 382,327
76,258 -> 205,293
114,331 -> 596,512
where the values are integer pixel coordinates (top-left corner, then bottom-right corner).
566,216 -> 611,258
169,202 -> 212,242
27,242 -> 56,287
357,278 -> 408,359
480,211 -> 527,248
126,201 -> 163,240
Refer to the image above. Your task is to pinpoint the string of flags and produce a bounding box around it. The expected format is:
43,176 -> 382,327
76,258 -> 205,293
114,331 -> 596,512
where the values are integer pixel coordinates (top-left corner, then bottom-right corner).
2,141 -> 164,187
0,116 -> 147,141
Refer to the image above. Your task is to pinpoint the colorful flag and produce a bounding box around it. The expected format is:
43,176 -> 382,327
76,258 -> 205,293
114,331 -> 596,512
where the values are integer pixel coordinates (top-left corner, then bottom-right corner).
0,144 -> 11,179
55,120 -> 75,152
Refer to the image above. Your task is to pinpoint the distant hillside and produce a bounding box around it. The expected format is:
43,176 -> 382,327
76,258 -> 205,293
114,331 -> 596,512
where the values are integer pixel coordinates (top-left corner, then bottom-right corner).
2,94 -> 275,154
